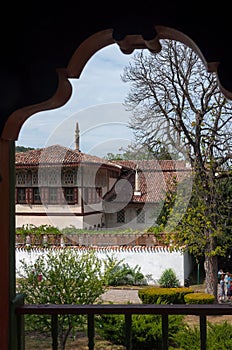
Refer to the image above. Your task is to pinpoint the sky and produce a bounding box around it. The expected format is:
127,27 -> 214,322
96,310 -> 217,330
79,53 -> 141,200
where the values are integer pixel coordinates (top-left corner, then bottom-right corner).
16,44 -> 136,157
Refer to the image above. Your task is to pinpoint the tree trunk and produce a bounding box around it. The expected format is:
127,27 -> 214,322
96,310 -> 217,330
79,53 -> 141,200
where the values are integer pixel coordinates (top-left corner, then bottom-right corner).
204,254 -> 218,302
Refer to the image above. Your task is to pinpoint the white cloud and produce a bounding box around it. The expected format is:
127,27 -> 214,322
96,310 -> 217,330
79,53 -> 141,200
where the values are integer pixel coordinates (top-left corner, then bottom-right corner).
43,102 -> 135,156
17,44 -> 134,156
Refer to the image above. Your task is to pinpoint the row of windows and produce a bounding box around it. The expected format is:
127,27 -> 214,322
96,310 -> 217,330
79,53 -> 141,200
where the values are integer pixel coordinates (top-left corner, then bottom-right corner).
116,208 -> 145,224
16,170 -> 76,186
16,169 -> 117,187
16,187 -> 102,205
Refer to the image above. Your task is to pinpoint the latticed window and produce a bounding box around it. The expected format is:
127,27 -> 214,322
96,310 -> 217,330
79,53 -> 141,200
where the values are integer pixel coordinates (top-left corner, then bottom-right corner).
63,171 -> 74,185
33,188 -> 41,203
49,188 -> 57,202
32,172 -> 38,185
117,209 -> 125,223
48,170 -> 59,185
63,188 -> 74,203
17,172 -> 26,185
17,188 -> 26,203
83,187 -> 102,204
136,208 -> 145,223
38,170 -> 47,185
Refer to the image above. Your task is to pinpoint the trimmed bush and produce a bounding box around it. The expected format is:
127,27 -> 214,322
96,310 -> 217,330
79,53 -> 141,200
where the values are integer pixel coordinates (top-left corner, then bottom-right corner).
169,287 -> 194,304
184,292 -> 215,304
138,287 -> 176,304
138,286 -> 194,304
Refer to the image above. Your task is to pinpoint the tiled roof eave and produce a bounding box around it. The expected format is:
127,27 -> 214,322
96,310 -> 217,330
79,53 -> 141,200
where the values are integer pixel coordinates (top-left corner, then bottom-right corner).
15,162 -> 121,170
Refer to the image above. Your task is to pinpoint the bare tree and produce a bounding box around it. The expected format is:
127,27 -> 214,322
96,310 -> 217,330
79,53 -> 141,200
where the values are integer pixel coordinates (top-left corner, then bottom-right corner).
121,39 -> 232,299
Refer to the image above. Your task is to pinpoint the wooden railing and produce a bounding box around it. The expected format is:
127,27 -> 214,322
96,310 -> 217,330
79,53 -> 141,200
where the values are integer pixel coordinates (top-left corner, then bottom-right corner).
14,295 -> 232,350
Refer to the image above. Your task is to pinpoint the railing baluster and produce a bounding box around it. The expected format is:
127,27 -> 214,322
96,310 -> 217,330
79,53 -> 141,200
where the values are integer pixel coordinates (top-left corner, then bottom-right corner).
15,303 -> 232,349
88,314 -> 95,350
51,314 -> 58,350
12,294 -> 25,350
162,314 -> 169,350
16,313 -> 25,350
200,315 -> 207,350
125,314 -> 132,350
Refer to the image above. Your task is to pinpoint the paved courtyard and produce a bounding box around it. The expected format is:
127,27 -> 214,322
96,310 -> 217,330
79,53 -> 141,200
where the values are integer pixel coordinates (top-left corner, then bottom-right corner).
100,288 -> 142,304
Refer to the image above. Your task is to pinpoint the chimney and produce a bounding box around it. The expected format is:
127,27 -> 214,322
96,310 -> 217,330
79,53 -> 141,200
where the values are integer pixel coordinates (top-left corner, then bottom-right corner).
75,122 -> 80,151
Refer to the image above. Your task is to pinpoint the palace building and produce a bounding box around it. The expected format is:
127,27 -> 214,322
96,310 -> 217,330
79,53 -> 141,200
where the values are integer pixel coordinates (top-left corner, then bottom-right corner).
15,124 -> 191,230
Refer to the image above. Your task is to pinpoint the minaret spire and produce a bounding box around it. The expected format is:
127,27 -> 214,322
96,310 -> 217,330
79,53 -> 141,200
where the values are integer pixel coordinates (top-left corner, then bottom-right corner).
75,122 -> 80,151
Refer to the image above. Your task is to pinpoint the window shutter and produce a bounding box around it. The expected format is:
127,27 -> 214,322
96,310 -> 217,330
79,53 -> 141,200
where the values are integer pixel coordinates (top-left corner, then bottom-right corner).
74,188 -> 78,204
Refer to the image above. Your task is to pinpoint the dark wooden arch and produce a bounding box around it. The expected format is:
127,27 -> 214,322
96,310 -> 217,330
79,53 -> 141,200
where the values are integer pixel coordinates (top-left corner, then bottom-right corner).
0,10 -> 232,348
2,26 -> 232,142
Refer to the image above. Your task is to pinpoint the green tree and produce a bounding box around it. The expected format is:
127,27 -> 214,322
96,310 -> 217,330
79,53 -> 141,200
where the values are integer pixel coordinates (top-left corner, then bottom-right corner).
104,142 -> 178,160
122,39 -> 232,299
158,172 -> 232,253
15,145 -> 35,152
16,248 -> 109,350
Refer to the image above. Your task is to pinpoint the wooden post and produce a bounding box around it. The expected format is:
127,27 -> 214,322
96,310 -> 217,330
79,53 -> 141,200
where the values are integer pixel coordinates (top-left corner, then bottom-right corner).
0,139 -> 16,349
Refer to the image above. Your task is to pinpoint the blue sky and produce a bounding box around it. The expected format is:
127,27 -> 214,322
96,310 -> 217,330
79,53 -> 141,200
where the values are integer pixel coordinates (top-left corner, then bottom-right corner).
16,45 -> 135,157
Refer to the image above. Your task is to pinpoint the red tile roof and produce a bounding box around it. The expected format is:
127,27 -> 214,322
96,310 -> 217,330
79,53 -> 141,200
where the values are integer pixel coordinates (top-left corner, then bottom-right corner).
15,145 -> 121,169
15,146 -> 192,204
105,159 -> 192,203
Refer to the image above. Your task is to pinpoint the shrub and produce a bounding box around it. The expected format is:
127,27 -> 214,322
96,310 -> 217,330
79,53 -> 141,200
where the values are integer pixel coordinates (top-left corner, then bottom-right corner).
184,292 -> 215,304
104,255 -> 149,286
158,268 -> 180,288
207,322 -> 232,349
169,287 -> 194,304
16,248 -> 108,349
173,321 -> 232,349
138,287 -> 176,304
96,313 -> 185,349
172,324 -> 202,350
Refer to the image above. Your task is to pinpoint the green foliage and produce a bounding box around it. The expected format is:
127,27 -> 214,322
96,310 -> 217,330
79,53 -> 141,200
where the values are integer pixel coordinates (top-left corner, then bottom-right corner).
96,313 -> 185,349
207,322 -> 232,349
155,177 -> 179,228
121,38 -> 232,299
138,286 -> 194,304
104,152 -> 125,160
16,145 -> 35,152
174,321 -> 232,350
96,314 -> 126,345
16,248 -> 108,349
169,287 -> 194,304
103,255 -> 148,286
60,225 -> 142,235
161,174 -> 232,261
138,287 -> 176,304
146,226 -> 167,244
158,268 -> 180,288
184,292 -> 215,304
131,314 -> 185,350
216,175 -> 232,246
172,324 -> 202,350
104,142 -> 178,161
16,224 -> 61,235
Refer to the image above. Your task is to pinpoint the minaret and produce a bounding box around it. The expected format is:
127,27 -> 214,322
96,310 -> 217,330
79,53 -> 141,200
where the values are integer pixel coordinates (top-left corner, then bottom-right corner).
75,122 -> 80,151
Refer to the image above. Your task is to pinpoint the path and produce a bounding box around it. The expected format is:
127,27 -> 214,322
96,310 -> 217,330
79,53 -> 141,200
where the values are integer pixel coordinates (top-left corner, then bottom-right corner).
100,288 -> 142,304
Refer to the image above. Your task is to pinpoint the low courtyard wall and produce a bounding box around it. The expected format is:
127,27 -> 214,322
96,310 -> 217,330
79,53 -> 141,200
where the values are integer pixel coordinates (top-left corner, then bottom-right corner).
15,232 -> 161,246
15,246 -> 194,286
